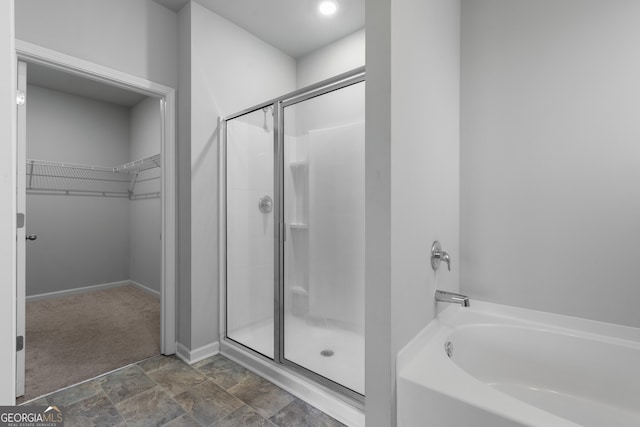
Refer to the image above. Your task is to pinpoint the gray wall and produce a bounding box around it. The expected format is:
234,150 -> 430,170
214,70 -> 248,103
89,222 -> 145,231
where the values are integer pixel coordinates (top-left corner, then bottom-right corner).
366,0 -> 461,425
16,0 -> 177,88
296,28 -> 365,88
460,0 -> 640,328
129,96 -> 161,293
365,0 -> 392,422
177,2 -> 192,350
0,0 -> 16,404
25,85 -> 132,296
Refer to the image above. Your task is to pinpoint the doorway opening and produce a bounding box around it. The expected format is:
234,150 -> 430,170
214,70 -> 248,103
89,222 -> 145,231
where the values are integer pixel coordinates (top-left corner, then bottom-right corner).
15,42 -> 176,402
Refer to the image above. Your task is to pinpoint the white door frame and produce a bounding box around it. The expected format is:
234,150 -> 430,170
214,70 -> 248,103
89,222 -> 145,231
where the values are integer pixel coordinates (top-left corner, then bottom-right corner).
14,41 -> 177,384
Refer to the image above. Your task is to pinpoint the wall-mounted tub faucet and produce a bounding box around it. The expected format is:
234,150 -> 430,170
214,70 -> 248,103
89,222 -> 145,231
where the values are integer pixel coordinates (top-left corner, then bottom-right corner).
435,290 -> 470,307
431,241 -> 451,271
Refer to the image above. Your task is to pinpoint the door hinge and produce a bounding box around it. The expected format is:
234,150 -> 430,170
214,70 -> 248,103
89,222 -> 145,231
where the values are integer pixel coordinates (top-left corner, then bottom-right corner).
16,90 -> 26,106
16,336 -> 23,352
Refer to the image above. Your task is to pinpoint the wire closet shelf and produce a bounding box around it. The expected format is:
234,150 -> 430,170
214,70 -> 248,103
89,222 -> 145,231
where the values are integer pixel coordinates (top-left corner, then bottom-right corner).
26,154 -> 160,198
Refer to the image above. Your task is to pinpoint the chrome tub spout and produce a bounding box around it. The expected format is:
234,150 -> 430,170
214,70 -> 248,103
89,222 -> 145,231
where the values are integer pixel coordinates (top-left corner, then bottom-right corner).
435,290 -> 470,307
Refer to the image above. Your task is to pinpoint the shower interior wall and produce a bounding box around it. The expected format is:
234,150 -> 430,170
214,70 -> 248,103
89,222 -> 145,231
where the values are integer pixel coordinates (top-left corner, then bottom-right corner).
226,113 -> 274,339
25,84 -> 161,297
284,86 -> 365,333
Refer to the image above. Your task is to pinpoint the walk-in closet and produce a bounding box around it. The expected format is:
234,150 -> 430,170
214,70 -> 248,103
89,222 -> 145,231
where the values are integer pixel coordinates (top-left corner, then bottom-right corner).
20,62 -> 162,401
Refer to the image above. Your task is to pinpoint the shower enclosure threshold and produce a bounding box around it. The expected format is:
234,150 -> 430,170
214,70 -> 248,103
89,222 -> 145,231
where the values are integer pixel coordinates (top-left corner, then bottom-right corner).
227,315 -> 364,394
220,339 -> 365,427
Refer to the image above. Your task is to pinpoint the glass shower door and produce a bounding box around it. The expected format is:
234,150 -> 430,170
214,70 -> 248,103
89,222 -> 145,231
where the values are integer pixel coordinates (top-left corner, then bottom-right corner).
225,107 -> 275,358
282,81 -> 365,395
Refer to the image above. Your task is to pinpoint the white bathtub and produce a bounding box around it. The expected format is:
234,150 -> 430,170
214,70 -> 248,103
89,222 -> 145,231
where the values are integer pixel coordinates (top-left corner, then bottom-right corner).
397,301 -> 640,427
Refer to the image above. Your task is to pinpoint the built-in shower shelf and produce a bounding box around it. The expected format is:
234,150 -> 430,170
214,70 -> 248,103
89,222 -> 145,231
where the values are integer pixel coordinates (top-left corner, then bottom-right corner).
289,160 -> 308,232
289,161 -> 308,170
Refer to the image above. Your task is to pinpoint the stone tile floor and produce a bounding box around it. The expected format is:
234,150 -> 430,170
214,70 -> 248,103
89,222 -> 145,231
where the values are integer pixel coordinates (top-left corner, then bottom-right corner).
25,354 -> 347,427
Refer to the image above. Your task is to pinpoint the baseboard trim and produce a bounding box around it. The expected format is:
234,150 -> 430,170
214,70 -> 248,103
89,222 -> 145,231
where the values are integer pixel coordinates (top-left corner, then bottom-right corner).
129,280 -> 160,299
26,280 -> 161,302
26,280 -> 131,302
176,341 -> 220,365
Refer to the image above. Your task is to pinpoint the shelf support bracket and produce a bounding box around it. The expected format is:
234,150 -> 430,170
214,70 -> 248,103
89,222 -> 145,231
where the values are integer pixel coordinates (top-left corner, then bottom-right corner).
128,172 -> 139,196
27,160 -> 34,190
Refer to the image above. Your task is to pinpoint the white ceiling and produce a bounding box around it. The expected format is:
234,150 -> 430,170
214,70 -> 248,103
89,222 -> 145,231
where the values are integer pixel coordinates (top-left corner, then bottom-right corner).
154,0 -> 365,58
27,63 -> 149,107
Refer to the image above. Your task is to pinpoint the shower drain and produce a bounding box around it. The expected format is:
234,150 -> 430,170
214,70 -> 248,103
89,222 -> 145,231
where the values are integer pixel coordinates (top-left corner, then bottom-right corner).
320,349 -> 335,357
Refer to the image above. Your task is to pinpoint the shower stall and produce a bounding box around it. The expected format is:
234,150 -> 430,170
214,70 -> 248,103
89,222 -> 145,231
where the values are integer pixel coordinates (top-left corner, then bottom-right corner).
221,67 -> 365,400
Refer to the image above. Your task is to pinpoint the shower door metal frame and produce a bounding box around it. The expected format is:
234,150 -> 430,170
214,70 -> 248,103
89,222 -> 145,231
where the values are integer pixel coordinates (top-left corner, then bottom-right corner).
221,66 -> 366,404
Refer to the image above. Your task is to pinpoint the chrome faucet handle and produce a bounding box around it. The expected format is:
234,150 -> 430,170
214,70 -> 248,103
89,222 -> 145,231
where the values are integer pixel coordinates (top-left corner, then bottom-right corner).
442,251 -> 451,271
431,241 -> 451,271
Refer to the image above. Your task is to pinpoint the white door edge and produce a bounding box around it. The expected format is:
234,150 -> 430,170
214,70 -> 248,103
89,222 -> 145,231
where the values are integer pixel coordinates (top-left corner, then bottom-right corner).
15,60 -> 26,398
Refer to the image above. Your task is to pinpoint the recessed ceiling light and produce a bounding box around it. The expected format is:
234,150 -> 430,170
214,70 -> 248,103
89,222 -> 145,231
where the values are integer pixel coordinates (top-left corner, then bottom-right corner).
318,0 -> 338,16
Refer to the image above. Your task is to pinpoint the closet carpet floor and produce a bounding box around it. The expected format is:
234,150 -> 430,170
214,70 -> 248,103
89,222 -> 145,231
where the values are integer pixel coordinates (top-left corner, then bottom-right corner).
20,285 -> 160,403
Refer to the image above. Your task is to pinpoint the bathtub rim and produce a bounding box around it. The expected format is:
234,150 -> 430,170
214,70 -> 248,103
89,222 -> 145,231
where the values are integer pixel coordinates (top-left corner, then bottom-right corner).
399,300 -> 640,371
397,300 -> 640,427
